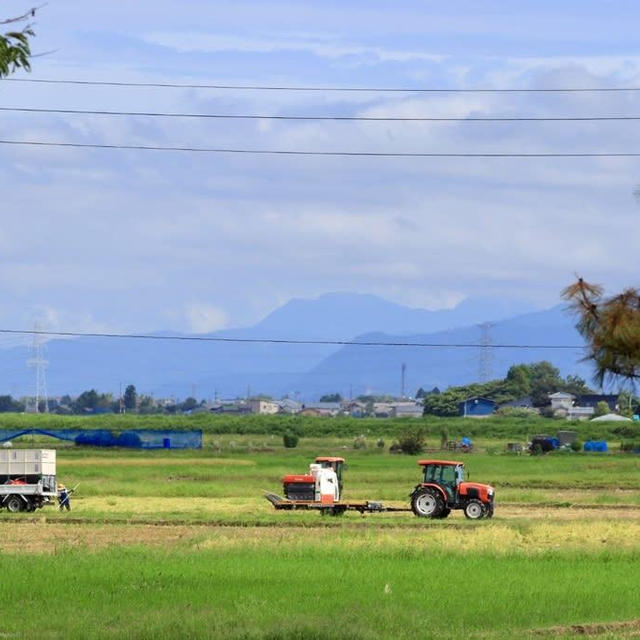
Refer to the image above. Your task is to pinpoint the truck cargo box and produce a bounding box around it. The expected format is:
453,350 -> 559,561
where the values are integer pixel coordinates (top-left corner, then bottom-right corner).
0,449 -> 56,477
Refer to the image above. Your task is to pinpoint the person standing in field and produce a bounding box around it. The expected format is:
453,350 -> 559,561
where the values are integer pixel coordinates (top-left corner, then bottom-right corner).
58,484 -> 72,511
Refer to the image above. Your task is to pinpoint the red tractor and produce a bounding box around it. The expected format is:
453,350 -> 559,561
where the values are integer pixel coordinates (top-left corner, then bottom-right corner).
410,459 -> 494,519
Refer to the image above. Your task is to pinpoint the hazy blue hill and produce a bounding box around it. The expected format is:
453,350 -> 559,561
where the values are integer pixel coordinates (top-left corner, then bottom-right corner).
0,294 -> 565,400
296,306 -> 591,399
253,292 -> 535,338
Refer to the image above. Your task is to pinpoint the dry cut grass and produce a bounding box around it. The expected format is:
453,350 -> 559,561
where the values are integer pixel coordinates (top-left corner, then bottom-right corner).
5,516 -> 640,555
60,456 -> 255,467
0,521 -> 201,553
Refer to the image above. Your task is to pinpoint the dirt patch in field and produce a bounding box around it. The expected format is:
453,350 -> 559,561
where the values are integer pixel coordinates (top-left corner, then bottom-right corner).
61,457 -> 255,467
533,618 -> 640,636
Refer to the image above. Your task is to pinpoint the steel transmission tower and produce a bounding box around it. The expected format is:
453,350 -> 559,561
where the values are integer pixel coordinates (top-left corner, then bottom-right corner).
26,322 -> 49,413
477,322 -> 494,383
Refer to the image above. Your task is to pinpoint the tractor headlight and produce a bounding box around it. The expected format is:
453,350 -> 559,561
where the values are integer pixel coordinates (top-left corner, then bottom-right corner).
488,488 -> 494,497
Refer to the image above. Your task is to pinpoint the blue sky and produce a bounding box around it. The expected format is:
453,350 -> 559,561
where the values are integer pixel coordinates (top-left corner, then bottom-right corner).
2,0 -> 640,339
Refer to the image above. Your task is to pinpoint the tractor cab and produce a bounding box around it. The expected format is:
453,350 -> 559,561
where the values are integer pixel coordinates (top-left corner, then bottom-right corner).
315,457 -> 345,493
419,460 -> 464,501
411,459 -> 494,520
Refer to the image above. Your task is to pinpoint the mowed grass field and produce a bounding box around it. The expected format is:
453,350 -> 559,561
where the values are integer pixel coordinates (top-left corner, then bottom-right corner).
1,436 -> 640,638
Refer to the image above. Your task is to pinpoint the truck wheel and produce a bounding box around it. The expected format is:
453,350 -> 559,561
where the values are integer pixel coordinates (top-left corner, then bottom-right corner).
6,496 -> 23,513
411,489 -> 444,518
464,499 -> 486,520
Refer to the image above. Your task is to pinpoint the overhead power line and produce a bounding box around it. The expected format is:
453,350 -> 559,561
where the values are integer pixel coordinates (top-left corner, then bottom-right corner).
4,139 -> 640,158
5,106 -> 640,123
0,328 -> 583,350
7,77 -> 640,93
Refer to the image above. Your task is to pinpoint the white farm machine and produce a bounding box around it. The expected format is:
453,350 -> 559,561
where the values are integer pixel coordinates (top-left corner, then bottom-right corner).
265,456 -> 404,515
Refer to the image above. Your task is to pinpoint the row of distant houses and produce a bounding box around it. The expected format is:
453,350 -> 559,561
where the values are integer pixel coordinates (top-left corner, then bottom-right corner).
198,392 -> 625,420
459,393 -> 620,419
206,398 -> 424,418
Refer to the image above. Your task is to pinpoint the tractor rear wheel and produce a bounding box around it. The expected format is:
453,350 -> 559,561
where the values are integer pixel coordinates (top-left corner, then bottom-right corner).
411,489 -> 444,518
464,499 -> 486,520
437,508 -> 451,519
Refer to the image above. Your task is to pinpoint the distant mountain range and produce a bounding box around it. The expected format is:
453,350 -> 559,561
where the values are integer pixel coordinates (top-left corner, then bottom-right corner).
0,293 -> 590,400
296,305 -> 590,398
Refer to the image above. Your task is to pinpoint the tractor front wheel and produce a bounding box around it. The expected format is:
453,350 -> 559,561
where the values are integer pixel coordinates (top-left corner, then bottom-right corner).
411,489 -> 444,518
464,499 -> 486,520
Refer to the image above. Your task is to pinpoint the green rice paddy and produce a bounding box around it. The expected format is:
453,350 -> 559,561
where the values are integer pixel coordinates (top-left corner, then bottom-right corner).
0,429 -> 639,638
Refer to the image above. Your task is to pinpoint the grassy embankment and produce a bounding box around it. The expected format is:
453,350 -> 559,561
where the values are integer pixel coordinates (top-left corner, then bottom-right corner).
1,411 -> 639,441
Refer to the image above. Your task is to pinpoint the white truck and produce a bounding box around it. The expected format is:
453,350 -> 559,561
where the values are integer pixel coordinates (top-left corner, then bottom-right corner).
0,449 -> 58,512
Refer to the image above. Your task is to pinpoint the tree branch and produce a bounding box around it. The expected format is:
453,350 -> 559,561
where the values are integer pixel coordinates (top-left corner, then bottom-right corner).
0,5 -> 45,25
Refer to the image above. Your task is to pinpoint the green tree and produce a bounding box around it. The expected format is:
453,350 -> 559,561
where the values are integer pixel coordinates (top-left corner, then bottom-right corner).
123,384 -> 137,411
181,397 -> 198,412
421,362 -> 586,415
528,361 -> 563,407
72,390 -> 114,413
319,393 -> 342,403
563,374 -> 592,396
397,426 -> 426,455
282,432 -> 299,448
423,387 -> 468,416
0,395 -> 23,412
0,8 -> 36,78
593,401 -> 610,418
504,364 -> 532,397
73,389 -> 99,412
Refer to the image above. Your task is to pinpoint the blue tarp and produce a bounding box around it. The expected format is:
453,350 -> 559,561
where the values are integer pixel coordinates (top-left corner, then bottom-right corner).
0,429 -> 202,449
584,440 -> 608,452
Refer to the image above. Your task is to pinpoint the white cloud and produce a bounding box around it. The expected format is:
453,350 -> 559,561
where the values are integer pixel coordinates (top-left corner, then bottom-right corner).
5,0 -> 640,335
184,304 -> 229,334
142,31 -> 447,63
